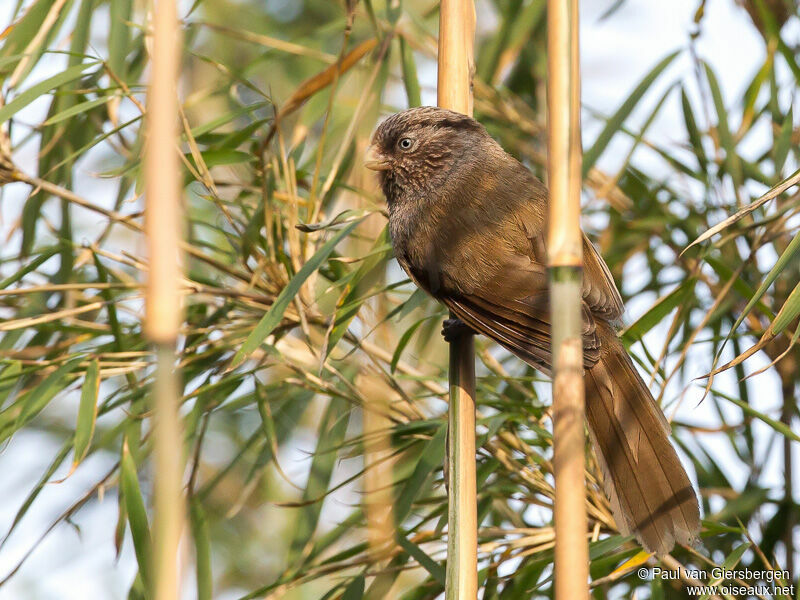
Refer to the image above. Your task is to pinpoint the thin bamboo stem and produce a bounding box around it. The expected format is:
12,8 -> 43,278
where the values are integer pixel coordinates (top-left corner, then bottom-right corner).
145,1 -> 185,599
546,0 -> 589,599
438,1 -> 478,598
446,336 -> 477,599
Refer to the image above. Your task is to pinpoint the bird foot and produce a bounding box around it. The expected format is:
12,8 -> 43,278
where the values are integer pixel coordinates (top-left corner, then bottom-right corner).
441,318 -> 473,343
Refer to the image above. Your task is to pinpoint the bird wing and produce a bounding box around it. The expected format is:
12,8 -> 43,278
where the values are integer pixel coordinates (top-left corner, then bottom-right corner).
513,194 -> 624,322
581,234 -> 624,321
440,250 -> 602,374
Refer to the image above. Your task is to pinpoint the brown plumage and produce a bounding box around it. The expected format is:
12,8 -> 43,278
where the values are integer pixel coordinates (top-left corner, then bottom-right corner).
365,106 -> 700,555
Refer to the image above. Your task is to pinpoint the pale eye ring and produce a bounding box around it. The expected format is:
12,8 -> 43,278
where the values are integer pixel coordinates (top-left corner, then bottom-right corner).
398,137 -> 413,150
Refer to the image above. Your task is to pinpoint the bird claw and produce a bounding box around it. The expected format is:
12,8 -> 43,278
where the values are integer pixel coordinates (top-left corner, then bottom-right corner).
441,318 -> 473,343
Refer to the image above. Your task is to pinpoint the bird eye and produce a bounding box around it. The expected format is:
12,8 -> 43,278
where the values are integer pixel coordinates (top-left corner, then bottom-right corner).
398,137 -> 413,150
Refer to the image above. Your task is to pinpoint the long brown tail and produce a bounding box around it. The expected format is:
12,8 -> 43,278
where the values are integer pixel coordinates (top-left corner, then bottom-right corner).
584,321 -> 701,555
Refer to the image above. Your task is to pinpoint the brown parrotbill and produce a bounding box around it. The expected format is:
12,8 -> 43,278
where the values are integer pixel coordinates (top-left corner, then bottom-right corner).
365,106 -> 700,555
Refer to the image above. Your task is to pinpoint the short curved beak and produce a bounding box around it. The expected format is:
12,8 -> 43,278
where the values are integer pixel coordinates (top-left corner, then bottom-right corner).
364,145 -> 391,171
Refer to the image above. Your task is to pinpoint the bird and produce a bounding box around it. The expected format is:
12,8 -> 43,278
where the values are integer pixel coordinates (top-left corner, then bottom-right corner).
364,106 -> 700,556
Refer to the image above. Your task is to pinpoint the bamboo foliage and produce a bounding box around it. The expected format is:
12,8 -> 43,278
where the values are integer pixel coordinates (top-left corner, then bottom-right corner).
0,1 -> 798,598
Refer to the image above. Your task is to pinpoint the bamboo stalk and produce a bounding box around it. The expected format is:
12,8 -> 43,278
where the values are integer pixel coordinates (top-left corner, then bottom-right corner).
145,1 -> 185,599
438,1 -> 478,598
354,126 -> 396,557
546,1 -> 589,599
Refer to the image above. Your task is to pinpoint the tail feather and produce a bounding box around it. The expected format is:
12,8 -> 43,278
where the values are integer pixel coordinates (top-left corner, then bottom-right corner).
584,321 -> 700,555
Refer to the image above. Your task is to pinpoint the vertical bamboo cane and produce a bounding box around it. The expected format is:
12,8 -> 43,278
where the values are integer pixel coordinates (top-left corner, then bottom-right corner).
144,1 -> 185,599
438,1 -> 478,599
546,1 -> 589,599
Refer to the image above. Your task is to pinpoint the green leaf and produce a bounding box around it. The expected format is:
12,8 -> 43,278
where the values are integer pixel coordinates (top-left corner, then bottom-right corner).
721,542 -> 749,570
399,38 -> 421,107
714,390 -> 800,443
773,106 -> 793,175
395,533 -> 445,585
287,396 -> 351,567
0,61 -> 99,124
9,356 -> 84,439
0,441 -> 71,550
186,149 -> 254,168
0,360 -> 22,403
704,256 -> 773,319
704,62 -> 743,188
190,498 -> 212,600
0,246 -> 61,289
778,38 -> 800,82
621,278 -> 695,342
1,1 -> 59,59
42,96 -> 111,125
67,0 -> 95,70
397,287 -> 428,321
390,316 -> 435,373
680,87 -> 708,172
771,279 -> 800,335
120,438 -> 153,591
0,0 -> 74,85
46,114 -> 143,175
73,359 -> 99,466
108,0 -> 133,79
189,102 -> 269,138
295,208 -> 367,232
583,50 -> 679,176
394,424 -> 446,525
342,574 -> 365,600
231,219 -> 361,368
326,227 -> 393,355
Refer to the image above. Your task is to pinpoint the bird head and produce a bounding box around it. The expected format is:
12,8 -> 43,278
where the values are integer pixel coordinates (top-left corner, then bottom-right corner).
365,106 -> 487,202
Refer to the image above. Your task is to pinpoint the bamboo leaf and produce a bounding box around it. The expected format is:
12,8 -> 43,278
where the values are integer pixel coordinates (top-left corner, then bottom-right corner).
190,498 -> 212,600
608,550 -> 651,579
680,87 -> 708,172
771,279 -> 800,335
399,37 -> 421,107
0,441 -> 71,551
0,61 -> 99,124
721,542 -> 749,570
714,390 -> 800,443
108,0 -> 133,79
287,396 -> 351,566
704,62 -> 743,188
390,315 -> 435,373
773,106 -> 793,174
396,533 -> 446,585
0,246 -> 61,288
9,356 -> 84,439
394,424 -> 446,525
326,227 -> 393,355
186,149 -> 254,168
42,96 -> 111,125
342,574 -> 365,600
72,359 -> 99,467
1,1 -> 59,59
620,278 -> 695,342
279,38 -> 377,117
120,438 -> 153,591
